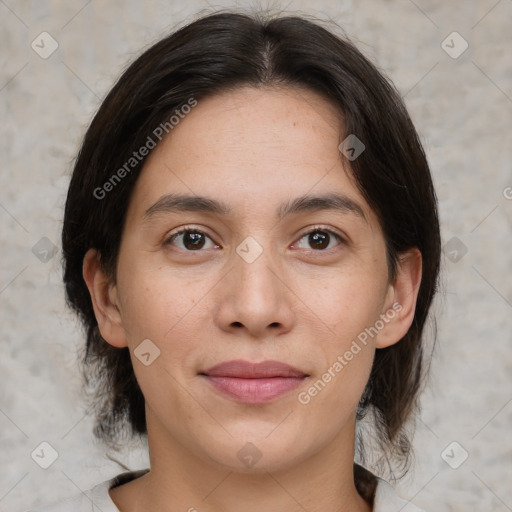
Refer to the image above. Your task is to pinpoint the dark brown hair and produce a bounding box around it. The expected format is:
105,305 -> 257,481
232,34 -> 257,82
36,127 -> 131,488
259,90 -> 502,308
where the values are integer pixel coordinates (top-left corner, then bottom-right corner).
62,10 -> 441,476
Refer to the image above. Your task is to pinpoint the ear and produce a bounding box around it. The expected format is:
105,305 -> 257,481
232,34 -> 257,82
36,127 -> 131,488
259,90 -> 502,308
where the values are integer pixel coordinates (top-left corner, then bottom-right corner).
82,248 -> 128,348
376,248 -> 422,349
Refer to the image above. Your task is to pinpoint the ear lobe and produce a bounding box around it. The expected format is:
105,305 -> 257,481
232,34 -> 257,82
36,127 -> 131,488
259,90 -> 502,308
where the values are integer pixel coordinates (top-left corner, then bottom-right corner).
376,248 -> 422,349
82,248 -> 128,348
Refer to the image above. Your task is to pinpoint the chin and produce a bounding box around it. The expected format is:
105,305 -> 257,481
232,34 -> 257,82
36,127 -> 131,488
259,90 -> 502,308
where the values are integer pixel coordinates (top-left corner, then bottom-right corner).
195,431 -> 311,475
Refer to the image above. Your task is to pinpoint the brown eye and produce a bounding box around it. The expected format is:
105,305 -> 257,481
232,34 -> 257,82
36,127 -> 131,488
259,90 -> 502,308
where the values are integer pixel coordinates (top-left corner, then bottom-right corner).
294,229 -> 343,251
165,229 -> 218,251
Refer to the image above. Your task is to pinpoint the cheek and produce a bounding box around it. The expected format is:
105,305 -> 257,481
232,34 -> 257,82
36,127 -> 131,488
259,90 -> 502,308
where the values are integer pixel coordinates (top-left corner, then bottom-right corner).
298,307 -> 377,431
295,261 -> 388,340
116,259 -> 213,374
117,253 -> 199,333
116,267 -> 210,411
293,264 -> 386,403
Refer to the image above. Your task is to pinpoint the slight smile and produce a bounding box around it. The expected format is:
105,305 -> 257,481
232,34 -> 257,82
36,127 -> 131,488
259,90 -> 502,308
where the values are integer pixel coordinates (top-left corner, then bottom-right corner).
199,359 -> 310,404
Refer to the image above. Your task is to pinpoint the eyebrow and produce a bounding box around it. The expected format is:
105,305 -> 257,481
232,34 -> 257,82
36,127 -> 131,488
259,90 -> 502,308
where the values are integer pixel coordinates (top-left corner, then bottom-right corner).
143,192 -> 367,223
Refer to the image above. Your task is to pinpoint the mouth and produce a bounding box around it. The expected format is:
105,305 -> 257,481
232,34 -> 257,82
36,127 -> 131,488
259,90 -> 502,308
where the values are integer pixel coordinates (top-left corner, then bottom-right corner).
199,359 -> 309,404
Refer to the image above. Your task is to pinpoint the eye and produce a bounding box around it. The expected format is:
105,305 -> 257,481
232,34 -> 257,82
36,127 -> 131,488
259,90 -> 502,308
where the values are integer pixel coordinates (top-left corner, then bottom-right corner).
164,228 -> 219,251
293,228 -> 344,251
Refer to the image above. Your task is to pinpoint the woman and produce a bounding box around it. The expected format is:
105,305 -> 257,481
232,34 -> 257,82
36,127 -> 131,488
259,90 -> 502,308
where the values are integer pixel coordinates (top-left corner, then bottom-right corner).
33,10 -> 440,511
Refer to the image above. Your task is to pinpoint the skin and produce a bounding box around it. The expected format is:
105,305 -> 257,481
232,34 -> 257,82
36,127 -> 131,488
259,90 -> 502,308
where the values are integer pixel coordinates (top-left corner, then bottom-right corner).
83,85 -> 422,512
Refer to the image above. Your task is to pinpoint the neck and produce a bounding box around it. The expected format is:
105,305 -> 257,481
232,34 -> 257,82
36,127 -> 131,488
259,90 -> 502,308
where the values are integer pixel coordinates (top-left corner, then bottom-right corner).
118,409 -> 373,512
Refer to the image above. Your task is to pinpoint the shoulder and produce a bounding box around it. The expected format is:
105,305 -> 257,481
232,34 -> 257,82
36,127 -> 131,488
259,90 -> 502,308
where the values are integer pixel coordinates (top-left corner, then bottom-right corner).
27,469 -> 150,512
374,477 -> 425,512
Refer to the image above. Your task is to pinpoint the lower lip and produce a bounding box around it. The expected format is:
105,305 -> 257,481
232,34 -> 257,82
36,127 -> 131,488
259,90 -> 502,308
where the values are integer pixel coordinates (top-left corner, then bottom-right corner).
202,376 -> 306,404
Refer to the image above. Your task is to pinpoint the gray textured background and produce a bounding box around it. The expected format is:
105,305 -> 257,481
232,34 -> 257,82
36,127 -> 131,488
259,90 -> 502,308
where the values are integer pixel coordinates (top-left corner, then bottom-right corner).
1,1 -> 511,511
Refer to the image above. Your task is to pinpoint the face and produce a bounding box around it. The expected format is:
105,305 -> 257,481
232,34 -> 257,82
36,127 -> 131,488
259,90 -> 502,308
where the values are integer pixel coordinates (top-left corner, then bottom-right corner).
86,85 -> 418,474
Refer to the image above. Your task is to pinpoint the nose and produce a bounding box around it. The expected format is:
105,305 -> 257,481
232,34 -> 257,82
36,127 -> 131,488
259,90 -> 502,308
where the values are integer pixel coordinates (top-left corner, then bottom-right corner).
213,241 -> 295,339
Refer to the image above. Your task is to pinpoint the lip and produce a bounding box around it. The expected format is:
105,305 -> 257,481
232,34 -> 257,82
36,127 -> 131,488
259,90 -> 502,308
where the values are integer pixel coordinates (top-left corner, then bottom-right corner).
200,360 -> 308,404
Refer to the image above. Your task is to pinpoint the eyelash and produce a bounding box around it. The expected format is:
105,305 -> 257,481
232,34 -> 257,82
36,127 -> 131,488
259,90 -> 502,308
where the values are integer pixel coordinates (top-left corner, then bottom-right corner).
164,226 -> 346,253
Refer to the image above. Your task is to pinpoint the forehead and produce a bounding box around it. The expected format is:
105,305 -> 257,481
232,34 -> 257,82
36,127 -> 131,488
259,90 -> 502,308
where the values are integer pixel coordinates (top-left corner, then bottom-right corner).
162,85 -> 343,173
127,85 -> 379,230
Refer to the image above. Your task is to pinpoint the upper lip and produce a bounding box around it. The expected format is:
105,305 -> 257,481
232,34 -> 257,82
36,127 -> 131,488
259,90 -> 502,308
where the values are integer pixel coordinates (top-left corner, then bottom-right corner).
201,359 -> 308,378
